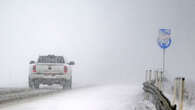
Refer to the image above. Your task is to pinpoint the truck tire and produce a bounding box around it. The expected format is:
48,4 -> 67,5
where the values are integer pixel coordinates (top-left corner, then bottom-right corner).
62,80 -> 67,89
28,80 -> 33,89
34,80 -> 40,89
69,77 -> 72,89
62,79 -> 71,89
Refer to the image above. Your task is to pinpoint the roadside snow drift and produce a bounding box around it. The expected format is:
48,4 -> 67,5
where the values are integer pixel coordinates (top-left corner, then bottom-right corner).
0,83 -> 146,110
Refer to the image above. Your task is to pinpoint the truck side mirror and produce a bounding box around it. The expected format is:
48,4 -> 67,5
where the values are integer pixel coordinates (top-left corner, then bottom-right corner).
68,61 -> 75,65
29,60 -> 35,64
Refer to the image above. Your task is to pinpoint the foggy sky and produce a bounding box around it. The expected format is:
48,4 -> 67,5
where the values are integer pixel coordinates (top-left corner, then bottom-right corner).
0,0 -> 195,87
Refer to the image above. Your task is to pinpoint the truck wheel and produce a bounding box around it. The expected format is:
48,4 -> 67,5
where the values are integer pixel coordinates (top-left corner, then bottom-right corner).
34,80 -> 40,89
69,78 -> 72,89
62,80 -> 67,89
62,80 -> 70,89
29,80 -> 33,89
34,84 -> 39,89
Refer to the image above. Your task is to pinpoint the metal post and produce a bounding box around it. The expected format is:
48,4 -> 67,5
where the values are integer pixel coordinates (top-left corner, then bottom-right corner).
163,49 -> 165,74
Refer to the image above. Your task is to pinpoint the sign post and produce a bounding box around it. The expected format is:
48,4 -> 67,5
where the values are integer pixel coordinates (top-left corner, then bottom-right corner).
157,29 -> 172,74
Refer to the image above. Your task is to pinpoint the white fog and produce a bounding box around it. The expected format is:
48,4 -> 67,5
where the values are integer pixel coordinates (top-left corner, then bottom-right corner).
0,0 -> 194,87
0,0 -> 195,110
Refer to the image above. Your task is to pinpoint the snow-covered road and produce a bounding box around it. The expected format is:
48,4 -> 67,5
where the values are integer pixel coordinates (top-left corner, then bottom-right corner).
0,83 -> 142,110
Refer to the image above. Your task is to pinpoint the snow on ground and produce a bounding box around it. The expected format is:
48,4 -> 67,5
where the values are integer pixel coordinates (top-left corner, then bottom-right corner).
0,83 -> 153,110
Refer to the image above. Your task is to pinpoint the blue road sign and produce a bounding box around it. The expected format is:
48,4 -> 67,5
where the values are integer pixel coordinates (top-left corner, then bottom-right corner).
157,29 -> 172,49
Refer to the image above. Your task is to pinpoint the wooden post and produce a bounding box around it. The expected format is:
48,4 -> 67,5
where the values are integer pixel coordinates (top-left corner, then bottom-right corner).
156,70 -> 159,89
154,70 -> 158,85
160,71 -> 163,81
158,71 -> 163,90
156,70 -> 158,82
179,77 -> 185,110
155,70 -> 161,89
145,70 -> 148,82
149,69 -> 152,81
144,69 -> 149,100
172,78 -> 177,104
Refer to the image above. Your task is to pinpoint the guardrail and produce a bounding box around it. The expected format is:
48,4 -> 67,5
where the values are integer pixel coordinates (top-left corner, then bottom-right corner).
143,81 -> 176,110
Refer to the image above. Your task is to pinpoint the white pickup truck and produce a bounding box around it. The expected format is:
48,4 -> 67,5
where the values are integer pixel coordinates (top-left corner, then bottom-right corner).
29,55 -> 75,89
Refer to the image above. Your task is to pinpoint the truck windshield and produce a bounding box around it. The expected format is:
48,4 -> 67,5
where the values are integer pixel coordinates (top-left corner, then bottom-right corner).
38,56 -> 65,63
